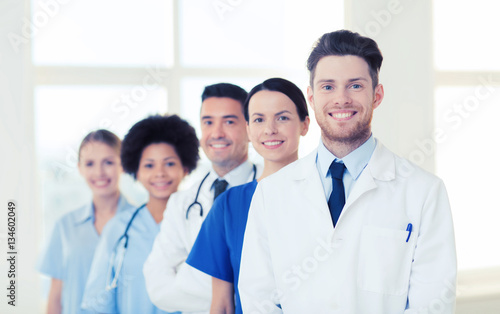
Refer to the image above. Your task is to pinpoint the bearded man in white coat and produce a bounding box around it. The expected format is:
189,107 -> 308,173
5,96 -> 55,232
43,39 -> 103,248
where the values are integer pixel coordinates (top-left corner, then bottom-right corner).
238,30 -> 457,314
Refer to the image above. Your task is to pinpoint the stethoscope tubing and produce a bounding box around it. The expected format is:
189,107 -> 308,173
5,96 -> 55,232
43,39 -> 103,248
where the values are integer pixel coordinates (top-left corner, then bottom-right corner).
108,164 -> 257,289
185,164 -> 257,219
185,172 -> 210,219
106,203 -> 146,290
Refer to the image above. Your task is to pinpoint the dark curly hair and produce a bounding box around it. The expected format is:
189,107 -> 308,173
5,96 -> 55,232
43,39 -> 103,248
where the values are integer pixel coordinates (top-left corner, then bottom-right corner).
121,115 -> 199,178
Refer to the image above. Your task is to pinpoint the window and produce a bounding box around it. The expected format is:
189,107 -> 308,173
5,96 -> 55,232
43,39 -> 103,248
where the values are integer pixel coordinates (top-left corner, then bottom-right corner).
33,2 -> 344,304
433,0 -> 500,270
33,0 -> 174,240
33,0 -> 174,67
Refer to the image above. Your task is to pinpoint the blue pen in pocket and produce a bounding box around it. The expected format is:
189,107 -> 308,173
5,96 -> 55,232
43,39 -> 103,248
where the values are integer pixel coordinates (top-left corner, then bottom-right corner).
406,223 -> 413,242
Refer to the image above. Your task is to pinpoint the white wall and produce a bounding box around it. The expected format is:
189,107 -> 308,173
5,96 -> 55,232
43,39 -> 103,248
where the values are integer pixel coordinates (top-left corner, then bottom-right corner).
346,0 -> 500,312
346,0 -> 435,172
0,0 -> 41,313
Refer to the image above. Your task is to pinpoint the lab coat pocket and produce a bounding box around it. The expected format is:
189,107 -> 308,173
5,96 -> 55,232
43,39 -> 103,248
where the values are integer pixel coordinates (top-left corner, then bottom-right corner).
357,226 -> 413,295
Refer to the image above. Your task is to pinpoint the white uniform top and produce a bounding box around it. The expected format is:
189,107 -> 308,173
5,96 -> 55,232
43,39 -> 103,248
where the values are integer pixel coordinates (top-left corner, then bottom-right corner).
239,141 -> 457,314
143,160 -> 259,313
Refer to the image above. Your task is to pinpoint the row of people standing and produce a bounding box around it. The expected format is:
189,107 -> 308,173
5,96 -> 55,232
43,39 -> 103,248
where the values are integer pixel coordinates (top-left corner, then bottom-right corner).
144,78 -> 310,314
37,77 -> 309,313
37,29 -> 456,314
37,113 -> 200,313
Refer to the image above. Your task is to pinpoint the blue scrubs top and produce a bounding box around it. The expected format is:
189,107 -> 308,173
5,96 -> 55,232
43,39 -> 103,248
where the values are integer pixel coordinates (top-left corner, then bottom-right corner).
82,204 -> 171,314
37,195 -> 134,314
187,180 -> 258,314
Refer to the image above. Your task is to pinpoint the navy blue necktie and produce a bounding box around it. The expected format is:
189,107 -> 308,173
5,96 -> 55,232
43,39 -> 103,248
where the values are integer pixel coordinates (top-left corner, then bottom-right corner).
328,161 -> 346,227
213,179 -> 228,200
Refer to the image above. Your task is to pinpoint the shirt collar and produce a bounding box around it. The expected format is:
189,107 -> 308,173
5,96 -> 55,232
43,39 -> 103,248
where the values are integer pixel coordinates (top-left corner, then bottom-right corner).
74,194 -> 129,225
317,135 -> 377,180
210,160 -> 255,191
75,202 -> 95,225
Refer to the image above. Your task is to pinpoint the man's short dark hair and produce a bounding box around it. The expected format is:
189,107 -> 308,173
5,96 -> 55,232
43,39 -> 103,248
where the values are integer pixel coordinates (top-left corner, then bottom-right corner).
307,30 -> 383,89
201,83 -> 248,113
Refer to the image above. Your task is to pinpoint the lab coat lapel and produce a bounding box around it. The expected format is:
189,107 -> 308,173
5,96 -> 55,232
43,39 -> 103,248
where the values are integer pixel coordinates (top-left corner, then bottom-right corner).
293,150 -> 331,220
344,141 -> 396,210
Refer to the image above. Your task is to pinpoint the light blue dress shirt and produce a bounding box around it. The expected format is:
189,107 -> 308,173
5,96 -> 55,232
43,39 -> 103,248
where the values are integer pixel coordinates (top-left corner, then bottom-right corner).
82,204 -> 173,314
316,135 -> 377,201
37,195 -> 134,314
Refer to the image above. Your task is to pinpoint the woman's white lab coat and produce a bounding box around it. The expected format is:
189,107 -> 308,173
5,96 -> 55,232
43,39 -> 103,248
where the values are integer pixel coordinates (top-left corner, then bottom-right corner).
239,140 -> 456,314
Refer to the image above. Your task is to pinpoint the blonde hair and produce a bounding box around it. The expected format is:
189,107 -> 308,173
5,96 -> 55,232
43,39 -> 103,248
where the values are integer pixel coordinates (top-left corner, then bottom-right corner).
78,129 -> 121,162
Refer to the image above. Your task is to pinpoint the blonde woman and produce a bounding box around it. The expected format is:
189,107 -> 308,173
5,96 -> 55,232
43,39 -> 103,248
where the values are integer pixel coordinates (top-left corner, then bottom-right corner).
37,130 -> 134,314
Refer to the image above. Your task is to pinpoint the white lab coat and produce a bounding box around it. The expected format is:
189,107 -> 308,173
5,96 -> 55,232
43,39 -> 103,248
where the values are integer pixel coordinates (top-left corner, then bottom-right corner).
143,161 -> 259,313
239,141 -> 457,314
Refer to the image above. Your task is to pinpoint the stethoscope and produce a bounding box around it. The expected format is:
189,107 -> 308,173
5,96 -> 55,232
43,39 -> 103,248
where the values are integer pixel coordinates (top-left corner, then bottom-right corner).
185,164 -> 257,219
105,164 -> 257,289
106,203 -> 146,290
